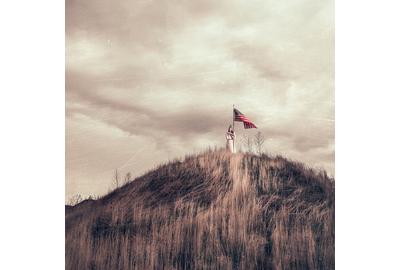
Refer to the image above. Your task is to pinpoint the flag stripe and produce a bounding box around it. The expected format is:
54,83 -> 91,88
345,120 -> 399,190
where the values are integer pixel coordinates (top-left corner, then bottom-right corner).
233,108 -> 257,129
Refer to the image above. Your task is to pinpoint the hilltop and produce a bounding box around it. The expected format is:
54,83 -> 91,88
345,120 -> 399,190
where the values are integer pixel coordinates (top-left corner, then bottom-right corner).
65,149 -> 334,270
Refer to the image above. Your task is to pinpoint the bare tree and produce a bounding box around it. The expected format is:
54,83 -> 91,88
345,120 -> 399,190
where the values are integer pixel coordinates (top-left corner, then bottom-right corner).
124,172 -> 132,185
241,135 -> 254,153
67,194 -> 83,206
113,169 -> 120,189
254,131 -> 266,155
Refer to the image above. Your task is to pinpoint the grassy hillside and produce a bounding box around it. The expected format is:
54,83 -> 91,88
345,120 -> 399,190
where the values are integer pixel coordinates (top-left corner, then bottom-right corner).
65,149 -> 334,270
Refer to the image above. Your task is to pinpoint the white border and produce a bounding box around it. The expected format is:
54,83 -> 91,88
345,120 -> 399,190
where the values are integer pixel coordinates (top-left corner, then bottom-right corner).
1,0 -> 400,269
0,1 -> 65,269
336,0 -> 400,269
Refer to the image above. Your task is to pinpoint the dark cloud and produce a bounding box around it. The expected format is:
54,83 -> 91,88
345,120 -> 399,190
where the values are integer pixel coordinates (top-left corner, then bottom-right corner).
66,0 -> 334,198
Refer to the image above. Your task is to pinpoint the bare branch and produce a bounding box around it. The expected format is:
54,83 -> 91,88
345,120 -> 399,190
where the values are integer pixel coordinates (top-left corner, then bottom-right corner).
113,169 -> 120,189
240,135 -> 254,153
124,172 -> 132,185
254,131 -> 266,155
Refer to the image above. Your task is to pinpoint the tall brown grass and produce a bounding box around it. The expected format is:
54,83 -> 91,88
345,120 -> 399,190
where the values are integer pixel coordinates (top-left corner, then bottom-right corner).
66,149 -> 334,270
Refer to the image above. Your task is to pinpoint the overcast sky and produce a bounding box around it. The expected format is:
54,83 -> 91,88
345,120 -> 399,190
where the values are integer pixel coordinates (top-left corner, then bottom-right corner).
66,0 -> 334,199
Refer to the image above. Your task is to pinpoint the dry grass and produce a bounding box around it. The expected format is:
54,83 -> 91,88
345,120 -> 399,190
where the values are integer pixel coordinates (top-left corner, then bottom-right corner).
66,149 -> 334,270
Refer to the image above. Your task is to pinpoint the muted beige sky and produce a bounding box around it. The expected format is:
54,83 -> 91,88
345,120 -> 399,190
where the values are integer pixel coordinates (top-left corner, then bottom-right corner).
66,0 -> 334,199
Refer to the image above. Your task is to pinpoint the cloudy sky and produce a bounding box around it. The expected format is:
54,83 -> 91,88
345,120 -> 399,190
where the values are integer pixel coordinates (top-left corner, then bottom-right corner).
66,0 -> 334,199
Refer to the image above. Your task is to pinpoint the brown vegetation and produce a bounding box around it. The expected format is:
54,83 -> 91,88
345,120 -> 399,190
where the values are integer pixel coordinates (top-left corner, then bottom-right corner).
66,149 -> 334,270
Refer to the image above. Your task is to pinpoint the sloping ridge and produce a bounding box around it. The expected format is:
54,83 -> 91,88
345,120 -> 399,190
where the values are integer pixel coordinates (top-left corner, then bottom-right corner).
66,149 -> 334,270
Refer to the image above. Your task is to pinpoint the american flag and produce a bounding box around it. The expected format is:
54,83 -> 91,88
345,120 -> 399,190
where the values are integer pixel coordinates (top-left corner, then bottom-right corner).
234,108 -> 257,129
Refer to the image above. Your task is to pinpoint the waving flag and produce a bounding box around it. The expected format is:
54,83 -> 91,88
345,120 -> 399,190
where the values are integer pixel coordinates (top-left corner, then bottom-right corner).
234,108 -> 257,129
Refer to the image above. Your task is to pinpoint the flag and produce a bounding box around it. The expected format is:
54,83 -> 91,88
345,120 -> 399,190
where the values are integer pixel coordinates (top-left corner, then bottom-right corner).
234,108 -> 257,129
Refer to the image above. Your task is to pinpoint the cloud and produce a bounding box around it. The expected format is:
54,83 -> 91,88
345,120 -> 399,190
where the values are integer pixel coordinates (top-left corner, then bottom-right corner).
66,0 -> 334,198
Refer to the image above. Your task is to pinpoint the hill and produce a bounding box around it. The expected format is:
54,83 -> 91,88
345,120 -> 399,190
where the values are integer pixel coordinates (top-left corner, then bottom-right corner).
65,149 -> 334,270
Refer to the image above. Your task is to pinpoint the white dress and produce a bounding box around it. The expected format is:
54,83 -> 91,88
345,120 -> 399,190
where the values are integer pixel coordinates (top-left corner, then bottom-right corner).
226,131 -> 235,153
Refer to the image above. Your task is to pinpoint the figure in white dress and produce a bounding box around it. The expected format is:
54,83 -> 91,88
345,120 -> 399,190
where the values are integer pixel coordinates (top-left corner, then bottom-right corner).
226,125 -> 235,153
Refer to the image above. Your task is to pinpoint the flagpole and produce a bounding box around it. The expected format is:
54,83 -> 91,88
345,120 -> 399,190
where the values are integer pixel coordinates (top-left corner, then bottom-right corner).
232,104 -> 235,153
